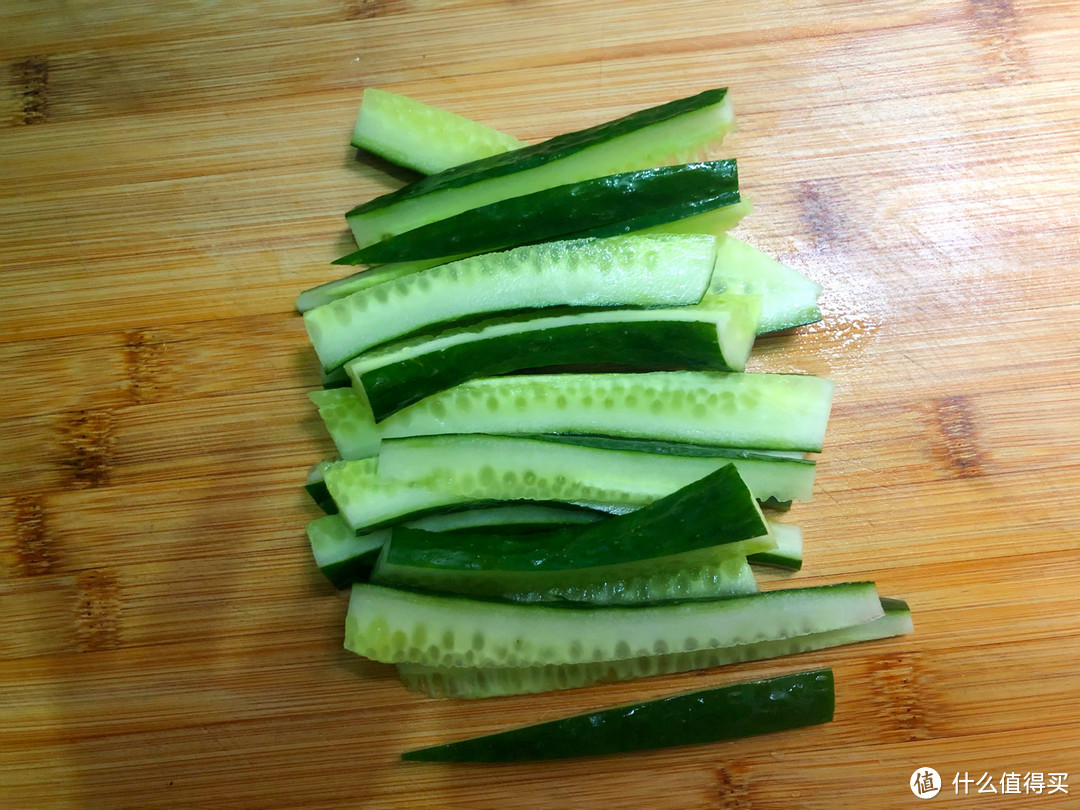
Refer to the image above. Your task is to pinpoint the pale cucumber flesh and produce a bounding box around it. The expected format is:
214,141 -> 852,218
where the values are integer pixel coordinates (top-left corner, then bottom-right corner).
352,88 -> 524,175
345,581 -> 883,668
710,235 -> 822,333
304,233 -> 717,371
372,553 -> 759,605
396,599 -> 912,698
377,434 -> 817,509
373,371 -> 833,452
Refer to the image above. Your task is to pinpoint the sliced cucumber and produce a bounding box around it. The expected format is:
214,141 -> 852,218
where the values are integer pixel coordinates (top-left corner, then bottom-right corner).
308,389 -> 380,460
296,201 -> 753,314
366,371 -> 832,453
345,295 -> 759,420
406,504 -> 604,534
401,668 -> 834,762
305,459 -> 343,514
323,458 -> 472,532
346,88 -> 734,250
345,581 -> 883,668
749,522 -> 803,570
307,514 -> 387,588
711,235 -> 822,333
343,161 -> 740,266
371,465 -> 773,601
382,551 -> 757,606
352,88 -> 525,175
377,434 -> 816,512
305,233 -> 717,372
320,366 -> 350,389
299,258 -> 445,314
398,598 -> 913,698
325,439 -> 813,533
305,507 -> 787,596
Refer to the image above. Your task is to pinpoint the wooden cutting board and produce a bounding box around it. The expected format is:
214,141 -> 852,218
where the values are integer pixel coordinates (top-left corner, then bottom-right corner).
3,1 -> 1079,807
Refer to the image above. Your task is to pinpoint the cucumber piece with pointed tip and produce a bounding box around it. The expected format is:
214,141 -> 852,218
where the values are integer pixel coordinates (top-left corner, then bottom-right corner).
352,88 -> 525,175
401,668 -> 834,762
371,464 -> 772,601
340,161 -> 739,266
347,87 -> 734,250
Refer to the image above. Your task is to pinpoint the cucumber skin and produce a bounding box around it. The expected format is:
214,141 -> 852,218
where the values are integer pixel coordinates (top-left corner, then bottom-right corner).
320,554 -> 378,589
349,88 -> 728,217
342,161 -> 738,265
384,464 -> 765,572
401,668 -> 834,762
353,319 -> 733,421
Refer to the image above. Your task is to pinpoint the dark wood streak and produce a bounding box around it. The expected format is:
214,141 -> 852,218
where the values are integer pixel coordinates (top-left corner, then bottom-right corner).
868,652 -> 931,742
59,410 -> 116,489
123,329 -> 166,405
932,395 -> 986,478
74,569 -> 121,653
13,495 -> 57,577
343,0 -> 404,20
967,0 -> 1029,84
11,56 -> 49,125
713,765 -> 753,809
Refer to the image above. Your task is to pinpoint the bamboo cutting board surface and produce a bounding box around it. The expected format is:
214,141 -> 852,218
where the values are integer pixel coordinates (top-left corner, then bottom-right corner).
2,0 -> 1079,807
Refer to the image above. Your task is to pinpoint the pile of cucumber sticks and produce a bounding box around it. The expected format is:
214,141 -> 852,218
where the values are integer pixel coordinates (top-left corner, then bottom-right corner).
297,87 -> 912,759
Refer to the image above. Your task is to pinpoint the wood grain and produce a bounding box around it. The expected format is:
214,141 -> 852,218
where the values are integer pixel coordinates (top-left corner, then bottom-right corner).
3,0 -> 1079,807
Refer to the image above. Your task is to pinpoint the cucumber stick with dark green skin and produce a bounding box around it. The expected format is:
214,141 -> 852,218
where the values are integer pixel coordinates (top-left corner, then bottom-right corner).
326,437 -> 814,533
346,87 -> 734,250
341,371 -> 833,454
341,160 -> 740,265
399,599 -> 911,699
305,504 -> 787,595
372,465 -> 772,600
297,200 -> 751,314
305,233 -> 717,372
312,515 -> 759,601
346,581 -> 883,668
344,295 -> 760,420
402,668 -> 833,762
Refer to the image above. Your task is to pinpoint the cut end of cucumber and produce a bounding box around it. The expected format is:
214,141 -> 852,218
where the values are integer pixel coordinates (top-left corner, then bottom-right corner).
710,235 -> 824,334
352,88 -> 526,175
308,389 -> 380,460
